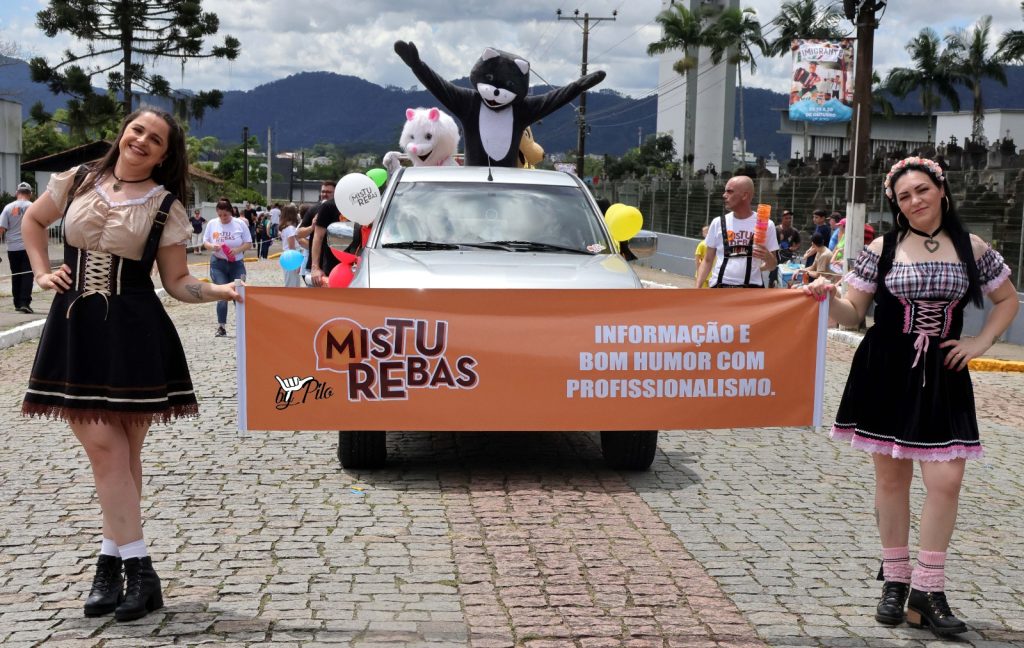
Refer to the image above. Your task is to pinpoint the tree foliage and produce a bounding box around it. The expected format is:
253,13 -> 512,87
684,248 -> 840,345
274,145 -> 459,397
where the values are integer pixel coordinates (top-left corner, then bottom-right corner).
215,135 -> 263,187
29,0 -> 240,124
884,28 -> 961,143
22,115 -> 70,161
647,3 -> 704,73
604,135 -> 678,180
999,2 -> 1024,62
945,15 -> 1009,142
765,0 -> 846,58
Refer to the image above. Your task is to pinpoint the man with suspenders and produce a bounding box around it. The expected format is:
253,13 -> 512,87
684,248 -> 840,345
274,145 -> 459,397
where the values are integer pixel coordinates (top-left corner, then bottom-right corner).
695,175 -> 779,288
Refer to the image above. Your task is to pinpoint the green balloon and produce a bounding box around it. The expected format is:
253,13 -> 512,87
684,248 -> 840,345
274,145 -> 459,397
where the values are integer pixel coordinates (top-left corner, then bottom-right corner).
367,168 -> 388,188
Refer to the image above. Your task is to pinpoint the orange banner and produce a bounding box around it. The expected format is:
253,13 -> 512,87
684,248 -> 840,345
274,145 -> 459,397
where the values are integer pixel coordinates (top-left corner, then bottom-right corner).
237,289 -> 826,431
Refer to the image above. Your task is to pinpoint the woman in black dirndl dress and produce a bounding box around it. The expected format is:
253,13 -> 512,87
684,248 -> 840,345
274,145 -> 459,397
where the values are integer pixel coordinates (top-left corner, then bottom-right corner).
804,157 -> 1018,636
19,108 -> 243,622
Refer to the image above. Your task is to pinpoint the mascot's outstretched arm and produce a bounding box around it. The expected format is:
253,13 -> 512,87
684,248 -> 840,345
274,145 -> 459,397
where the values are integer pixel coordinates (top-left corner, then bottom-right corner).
394,41 -> 475,118
524,70 -> 606,122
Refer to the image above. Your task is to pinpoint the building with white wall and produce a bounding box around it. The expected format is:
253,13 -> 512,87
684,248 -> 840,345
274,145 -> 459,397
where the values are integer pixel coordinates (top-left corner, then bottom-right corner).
654,0 -> 738,173
777,111 -> 935,161
778,108 -> 1024,164
934,109 -> 1024,149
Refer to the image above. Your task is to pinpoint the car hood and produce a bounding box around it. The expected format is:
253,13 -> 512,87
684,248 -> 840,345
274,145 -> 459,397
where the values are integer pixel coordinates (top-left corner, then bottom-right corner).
356,249 -> 642,289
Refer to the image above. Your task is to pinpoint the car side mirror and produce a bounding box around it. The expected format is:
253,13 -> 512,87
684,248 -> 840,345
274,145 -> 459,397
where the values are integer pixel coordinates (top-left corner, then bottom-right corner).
627,230 -> 657,260
327,221 -> 355,252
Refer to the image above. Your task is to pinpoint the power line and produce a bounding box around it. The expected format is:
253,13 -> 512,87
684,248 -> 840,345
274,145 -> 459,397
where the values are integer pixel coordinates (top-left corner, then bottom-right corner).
557,7 -> 618,173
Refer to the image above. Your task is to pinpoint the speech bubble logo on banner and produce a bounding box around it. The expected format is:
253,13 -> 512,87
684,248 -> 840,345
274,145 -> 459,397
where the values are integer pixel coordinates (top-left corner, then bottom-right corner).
314,317 -> 367,373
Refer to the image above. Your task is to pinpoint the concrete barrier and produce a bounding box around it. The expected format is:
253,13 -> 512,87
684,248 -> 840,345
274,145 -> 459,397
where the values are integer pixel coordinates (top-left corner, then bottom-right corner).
635,232 -> 1024,345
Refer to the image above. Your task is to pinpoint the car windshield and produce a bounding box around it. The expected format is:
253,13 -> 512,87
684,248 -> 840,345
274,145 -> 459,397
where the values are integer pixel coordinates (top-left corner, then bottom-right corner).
377,182 -> 610,254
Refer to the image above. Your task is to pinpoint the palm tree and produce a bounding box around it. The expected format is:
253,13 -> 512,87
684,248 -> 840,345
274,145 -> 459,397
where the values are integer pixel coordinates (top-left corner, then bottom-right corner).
946,16 -> 1008,144
765,0 -> 845,57
871,70 -> 895,120
884,28 -> 961,144
647,3 -> 706,171
704,7 -> 768,168
998,1 -> 1024,62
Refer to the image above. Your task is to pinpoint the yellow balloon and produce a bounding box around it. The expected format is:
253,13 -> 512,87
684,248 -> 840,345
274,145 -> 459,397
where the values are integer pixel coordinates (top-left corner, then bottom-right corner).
604,202 -> 627,221
604,203 -> 643,241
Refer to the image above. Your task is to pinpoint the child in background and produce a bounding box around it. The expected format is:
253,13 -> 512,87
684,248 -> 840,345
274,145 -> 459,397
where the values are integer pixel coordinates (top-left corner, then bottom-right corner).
694,225 -> 711,288
279,204 -> 301,287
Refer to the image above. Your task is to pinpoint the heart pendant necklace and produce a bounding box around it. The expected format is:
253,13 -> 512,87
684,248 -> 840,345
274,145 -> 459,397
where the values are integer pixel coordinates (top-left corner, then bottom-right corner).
111,170 -> 152,192
907,222 -> 943,253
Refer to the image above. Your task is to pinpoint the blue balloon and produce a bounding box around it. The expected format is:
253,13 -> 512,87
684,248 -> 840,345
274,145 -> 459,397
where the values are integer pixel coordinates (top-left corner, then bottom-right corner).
279,249 -> 303,271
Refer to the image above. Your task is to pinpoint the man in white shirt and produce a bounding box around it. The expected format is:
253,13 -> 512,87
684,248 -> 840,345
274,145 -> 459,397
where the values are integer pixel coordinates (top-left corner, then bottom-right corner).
269,203 -> 281,239
0,183 -> 36,312
696,175 -> 779,288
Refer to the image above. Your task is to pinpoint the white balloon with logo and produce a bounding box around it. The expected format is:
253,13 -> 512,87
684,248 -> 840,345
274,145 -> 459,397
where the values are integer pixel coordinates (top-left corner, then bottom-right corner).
335,173 -> 381,226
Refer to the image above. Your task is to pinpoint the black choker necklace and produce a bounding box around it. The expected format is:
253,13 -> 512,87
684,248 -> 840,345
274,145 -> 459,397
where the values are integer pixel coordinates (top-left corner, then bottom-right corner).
111,170 -> 152,192
907,223 -> 943,253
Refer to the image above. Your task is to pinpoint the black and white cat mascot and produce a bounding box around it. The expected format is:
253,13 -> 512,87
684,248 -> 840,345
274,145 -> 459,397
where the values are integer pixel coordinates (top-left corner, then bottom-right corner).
394,40 -> 606,167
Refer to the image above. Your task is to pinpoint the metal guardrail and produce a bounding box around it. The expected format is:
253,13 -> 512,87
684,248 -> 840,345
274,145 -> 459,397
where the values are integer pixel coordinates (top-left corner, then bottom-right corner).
596,169 -> 1024,287
637,230 -> 1024,346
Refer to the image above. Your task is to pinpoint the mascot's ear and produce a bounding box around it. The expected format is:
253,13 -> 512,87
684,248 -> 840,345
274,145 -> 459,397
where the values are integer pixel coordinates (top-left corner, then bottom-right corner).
406,108 -> 416,121
481,47 -> 500,61
515,58 -> 530,75
428,108 -> 440,121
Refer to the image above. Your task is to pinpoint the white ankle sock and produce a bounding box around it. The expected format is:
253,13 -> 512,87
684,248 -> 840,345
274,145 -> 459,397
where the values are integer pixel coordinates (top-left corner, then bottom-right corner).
117,539 -> 148,560
100,537 -> 120,557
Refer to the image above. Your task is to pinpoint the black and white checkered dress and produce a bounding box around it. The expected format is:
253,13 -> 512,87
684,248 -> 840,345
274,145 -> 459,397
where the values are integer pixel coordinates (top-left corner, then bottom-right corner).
831,232 -> 1011,461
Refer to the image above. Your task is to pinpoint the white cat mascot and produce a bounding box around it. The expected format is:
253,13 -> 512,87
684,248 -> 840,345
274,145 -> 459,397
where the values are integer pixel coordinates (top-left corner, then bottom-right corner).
382,107 -> 461,174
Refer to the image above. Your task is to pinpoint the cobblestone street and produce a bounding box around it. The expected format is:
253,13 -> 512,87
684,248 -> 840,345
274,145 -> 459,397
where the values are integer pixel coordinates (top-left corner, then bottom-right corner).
1,261 -> 1021,647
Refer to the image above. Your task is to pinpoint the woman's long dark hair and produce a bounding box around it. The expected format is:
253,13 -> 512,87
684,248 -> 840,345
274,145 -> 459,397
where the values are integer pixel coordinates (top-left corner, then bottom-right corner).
77,106 -> 190,202
885,162 -> 983,307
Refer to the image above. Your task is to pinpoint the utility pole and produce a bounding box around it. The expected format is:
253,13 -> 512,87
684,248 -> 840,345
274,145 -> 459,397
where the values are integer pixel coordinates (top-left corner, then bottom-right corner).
557,8 -> 616,177
844,0 -> 884,272
242,126 -> 249,189
266,126 -> 272,208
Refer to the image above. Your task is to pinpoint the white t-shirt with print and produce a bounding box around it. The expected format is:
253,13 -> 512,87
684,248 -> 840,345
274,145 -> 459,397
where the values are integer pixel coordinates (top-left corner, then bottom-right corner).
204,217 -> 252,260
704,211 -> 779,287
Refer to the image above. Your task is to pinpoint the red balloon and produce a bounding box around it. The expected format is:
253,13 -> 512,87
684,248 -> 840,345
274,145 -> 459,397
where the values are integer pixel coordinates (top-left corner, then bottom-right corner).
327,250 -> 359,287
328,261 -> 355,288
331,248 -> 358,264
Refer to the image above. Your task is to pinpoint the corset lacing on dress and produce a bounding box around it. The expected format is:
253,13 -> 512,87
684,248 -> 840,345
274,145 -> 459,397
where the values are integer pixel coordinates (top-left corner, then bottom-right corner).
66,250 -> 116,320
904,299 -> 953,386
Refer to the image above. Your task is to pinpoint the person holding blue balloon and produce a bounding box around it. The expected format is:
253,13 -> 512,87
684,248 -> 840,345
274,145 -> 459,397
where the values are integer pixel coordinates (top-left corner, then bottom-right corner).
277,203 -> 302,287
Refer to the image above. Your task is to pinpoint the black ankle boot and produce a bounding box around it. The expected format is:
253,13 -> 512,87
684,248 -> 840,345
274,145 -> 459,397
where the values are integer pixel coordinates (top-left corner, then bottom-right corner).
875,581 -> 910,625
83,554 -> 123,617
906,589 -> 968,637
114,557 -> 163,621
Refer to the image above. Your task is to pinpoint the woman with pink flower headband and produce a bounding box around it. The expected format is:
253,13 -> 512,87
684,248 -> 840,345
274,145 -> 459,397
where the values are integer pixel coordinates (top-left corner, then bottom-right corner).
803,156 -> 1018,637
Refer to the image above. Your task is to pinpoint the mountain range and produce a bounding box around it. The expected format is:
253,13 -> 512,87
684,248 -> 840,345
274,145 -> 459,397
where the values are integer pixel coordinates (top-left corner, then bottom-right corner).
3,55 -> 1024,161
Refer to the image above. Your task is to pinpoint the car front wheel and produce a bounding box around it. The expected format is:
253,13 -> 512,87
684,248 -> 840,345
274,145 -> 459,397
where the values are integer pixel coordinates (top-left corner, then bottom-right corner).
337,431 -> 387,469
600,430 -> 658,470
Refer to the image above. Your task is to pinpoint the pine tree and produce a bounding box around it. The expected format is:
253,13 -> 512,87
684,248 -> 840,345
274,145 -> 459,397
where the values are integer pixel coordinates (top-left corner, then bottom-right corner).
29,0 -> 240,124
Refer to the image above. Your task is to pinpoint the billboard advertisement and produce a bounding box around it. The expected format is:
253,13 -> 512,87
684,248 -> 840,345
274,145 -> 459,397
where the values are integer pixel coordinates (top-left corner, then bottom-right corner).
789,39 -> 855,123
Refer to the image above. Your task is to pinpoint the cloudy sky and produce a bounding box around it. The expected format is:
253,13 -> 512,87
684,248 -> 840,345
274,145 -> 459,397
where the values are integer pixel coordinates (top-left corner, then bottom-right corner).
2,0 -> 1022,99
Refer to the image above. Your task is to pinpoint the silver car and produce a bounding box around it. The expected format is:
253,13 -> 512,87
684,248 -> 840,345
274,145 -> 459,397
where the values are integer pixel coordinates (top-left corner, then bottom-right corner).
328,166 -> 659,470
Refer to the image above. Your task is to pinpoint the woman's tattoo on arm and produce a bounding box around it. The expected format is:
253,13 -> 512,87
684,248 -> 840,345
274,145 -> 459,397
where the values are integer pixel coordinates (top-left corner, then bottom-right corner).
186,283 -> 204,302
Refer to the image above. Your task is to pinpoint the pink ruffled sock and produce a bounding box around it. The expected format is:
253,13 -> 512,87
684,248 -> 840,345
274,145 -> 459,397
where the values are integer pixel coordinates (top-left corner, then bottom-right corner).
881,546 -> 911,584
911,550 -> 946,592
